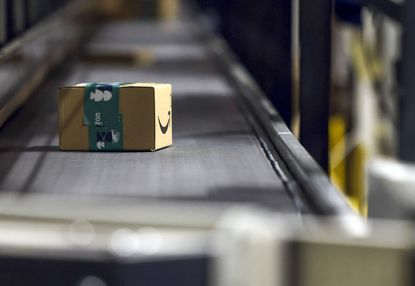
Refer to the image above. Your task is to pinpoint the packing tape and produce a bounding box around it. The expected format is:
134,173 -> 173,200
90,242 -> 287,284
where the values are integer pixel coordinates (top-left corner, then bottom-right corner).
83,83 -> 124,151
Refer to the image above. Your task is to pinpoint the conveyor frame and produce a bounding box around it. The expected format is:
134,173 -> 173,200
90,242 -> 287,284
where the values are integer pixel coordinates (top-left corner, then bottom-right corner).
0,0 -> 354,218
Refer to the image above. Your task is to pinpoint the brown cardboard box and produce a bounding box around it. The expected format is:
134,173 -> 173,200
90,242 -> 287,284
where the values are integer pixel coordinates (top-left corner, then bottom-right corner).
58,83 -> 172,151
98,0 -> 180,21
137,0 -> 180,21
99,0 -> 140,19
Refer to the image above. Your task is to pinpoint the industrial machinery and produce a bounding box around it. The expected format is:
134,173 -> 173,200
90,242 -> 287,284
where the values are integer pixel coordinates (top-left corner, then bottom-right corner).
0,0 -> 414,285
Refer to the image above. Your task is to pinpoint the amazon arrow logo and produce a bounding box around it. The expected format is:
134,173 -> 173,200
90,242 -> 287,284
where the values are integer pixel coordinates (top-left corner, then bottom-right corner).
158,111 -> 171,134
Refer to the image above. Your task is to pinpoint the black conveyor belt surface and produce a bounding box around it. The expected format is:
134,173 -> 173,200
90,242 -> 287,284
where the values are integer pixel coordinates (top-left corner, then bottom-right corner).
0,21 -> 296,212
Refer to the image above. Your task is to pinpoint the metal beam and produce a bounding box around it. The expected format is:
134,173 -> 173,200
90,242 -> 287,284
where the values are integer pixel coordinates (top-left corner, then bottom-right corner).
299,0 -> 332,172
0,0 -> 6,46
399,0 -> 415,161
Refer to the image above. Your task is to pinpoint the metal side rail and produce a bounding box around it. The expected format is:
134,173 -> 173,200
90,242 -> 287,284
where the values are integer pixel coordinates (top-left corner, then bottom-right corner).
0,0 -> 95,127
200,26 -> 354,217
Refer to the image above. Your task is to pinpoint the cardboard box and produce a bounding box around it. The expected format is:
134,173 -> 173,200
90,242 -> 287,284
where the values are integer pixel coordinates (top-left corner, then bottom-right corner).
98,0 -> 180,21
134,0 -> 180,21
58,83 -> 172,151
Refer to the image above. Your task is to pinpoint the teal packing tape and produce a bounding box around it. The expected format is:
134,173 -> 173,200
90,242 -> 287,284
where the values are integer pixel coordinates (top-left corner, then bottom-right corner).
83,83 -> 124,151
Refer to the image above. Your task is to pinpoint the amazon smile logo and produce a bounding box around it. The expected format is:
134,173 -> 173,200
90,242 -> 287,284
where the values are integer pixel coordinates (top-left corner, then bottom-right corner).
158,111 -> 171,134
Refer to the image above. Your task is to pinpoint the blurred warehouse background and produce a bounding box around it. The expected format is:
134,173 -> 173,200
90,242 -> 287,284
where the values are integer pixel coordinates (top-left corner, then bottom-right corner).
0,0 -> 415,285
196,0 -> 410,216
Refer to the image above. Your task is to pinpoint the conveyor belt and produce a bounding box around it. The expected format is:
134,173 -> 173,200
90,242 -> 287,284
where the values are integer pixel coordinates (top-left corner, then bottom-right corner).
0,21 -> 297,212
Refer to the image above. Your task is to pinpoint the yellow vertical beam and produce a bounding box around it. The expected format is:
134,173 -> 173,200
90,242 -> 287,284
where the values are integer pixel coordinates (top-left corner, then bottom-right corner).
329,115 -> 346,192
